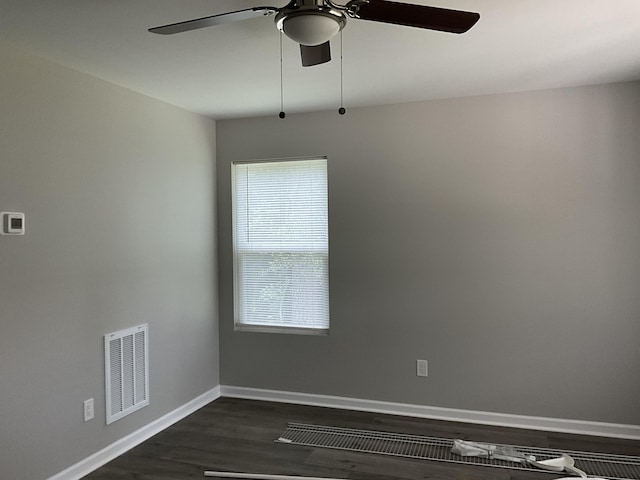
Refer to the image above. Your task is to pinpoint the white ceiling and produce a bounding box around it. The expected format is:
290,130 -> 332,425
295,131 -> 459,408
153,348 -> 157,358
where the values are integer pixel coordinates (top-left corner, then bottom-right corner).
2,0 -> 640,120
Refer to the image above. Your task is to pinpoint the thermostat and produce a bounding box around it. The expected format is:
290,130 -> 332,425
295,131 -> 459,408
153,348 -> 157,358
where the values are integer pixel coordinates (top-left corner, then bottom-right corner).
1,212 -> 25,235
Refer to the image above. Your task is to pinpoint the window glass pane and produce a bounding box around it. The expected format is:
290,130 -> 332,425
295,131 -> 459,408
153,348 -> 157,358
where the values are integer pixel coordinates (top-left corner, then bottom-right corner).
237,252 -> 328,328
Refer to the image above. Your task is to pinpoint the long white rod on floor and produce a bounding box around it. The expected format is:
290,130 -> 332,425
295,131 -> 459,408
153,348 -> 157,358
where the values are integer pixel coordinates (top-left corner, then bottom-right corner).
204,472 -> 347,480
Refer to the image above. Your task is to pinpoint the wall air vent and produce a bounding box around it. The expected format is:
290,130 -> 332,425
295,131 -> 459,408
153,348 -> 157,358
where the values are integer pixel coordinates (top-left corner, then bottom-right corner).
104,324 -> 149,424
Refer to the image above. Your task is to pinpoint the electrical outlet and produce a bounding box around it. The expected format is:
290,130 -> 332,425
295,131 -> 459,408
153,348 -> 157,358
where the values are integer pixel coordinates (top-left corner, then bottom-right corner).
83,398 -> 94,422
416,359 -> 428,377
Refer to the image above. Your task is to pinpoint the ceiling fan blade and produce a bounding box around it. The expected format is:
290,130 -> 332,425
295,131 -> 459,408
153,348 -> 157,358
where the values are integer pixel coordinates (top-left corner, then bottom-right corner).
149,6 -> 278,35
300,42 -> 332,67
348,0 -> 479,34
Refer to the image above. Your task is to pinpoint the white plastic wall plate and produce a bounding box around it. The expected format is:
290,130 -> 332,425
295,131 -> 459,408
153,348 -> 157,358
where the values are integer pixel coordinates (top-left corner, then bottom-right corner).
1,212 -> 25,235
416,359 -> 428,377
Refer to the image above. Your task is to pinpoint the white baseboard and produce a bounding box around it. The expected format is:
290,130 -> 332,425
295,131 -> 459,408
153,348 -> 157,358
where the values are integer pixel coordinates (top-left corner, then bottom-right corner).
48,386 -> 221,480
220,385 -> 640,440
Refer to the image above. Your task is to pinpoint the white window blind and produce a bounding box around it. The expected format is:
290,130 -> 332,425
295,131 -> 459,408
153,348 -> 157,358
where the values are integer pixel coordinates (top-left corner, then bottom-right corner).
232,157 -> 329,333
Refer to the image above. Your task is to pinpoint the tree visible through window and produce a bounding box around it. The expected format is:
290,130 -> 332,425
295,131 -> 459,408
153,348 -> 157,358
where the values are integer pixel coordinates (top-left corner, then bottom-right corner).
232,157 -> 329,334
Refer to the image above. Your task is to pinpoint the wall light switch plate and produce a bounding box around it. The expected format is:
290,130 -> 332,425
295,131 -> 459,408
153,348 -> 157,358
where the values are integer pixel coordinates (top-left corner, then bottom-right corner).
1,212 -> 25,235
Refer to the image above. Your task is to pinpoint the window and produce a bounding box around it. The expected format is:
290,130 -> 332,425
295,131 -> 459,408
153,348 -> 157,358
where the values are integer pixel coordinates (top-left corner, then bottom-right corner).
232,157 -> 329,334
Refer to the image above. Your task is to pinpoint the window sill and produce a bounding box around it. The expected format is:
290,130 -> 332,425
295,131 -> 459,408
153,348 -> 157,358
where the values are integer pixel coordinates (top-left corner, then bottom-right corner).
234,324 -> 329,336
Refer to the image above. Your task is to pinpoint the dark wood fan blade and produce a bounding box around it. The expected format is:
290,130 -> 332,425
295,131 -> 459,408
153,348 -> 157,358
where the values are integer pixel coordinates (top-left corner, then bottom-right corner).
348,0 -> 479,34
149,6 -> 278,35
300,42 -> 332,67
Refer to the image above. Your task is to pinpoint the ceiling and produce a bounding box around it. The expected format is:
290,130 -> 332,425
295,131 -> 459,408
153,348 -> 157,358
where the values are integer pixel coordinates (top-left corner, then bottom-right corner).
2,0 -> 640,120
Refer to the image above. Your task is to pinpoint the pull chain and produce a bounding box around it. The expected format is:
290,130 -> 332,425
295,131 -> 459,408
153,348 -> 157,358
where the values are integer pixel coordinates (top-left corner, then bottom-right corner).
279,31 -> 286,119
338,30 -> 346,115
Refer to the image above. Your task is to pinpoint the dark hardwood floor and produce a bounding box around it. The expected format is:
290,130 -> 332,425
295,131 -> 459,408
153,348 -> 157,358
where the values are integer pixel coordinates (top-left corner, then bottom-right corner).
83,397 -> 640,480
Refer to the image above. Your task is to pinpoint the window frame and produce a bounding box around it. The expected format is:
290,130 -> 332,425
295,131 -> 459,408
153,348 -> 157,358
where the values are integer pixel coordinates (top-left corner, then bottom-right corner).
231,156 -> 329,335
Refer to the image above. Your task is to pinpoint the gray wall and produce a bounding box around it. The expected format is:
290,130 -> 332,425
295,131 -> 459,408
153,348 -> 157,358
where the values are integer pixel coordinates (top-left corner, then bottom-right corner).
217,82 -> 640,426
0,44 -> 218,479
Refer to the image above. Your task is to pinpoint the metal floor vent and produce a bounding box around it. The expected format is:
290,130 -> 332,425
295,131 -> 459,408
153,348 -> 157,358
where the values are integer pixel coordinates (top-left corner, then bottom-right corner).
104,324 -> 149,424
276,423 -> 640,480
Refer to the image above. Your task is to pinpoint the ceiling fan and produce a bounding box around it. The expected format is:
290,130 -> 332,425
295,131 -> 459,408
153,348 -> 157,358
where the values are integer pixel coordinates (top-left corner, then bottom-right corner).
149,0 -> 480,67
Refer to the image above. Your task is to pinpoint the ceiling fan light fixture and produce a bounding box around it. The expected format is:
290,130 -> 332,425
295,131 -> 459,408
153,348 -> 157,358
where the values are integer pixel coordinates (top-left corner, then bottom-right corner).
278,11 -> 346,46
